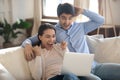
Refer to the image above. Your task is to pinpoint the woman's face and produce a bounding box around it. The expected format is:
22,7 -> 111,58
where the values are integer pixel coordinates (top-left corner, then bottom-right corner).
39,29 -> 56,50
58,13 -> 74,30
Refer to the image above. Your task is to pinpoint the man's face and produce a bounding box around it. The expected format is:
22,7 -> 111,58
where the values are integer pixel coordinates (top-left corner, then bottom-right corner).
58,13 -> 74,30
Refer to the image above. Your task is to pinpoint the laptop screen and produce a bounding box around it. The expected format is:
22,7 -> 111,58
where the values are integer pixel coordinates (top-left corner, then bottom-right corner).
61,52 -> 94,76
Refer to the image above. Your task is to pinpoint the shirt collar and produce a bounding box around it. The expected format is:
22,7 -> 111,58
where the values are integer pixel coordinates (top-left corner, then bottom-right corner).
56,22 -> 74,30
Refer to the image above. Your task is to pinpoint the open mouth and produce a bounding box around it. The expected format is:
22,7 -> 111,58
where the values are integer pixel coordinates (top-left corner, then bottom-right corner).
63,24 -> 70,29
47,43 -> 54,49
48,43 -> 53,46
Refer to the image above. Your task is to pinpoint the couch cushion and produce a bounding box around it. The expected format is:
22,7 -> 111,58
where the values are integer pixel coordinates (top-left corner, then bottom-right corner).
0,46 -> 33,80
86,34 -> 104,54
86,35 -> 120,63
0,64 -> 15,80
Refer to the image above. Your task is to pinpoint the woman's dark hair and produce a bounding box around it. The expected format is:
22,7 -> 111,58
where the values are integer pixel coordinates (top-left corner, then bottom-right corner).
57,3 -> 75,17
37,23 -> 56,44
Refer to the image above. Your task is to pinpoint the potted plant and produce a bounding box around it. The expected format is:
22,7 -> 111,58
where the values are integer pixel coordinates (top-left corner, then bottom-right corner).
0,18 -> 32,47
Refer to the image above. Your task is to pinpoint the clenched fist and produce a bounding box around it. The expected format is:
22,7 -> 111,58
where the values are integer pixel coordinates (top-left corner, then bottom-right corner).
61,41 -> 67,50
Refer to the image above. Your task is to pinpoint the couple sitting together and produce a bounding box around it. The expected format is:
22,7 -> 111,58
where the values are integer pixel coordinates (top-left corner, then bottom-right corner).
22,3 -> 120,80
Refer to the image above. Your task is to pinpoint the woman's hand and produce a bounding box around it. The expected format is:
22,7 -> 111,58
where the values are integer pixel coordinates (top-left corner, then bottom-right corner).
24,44 -> 35,61
33,46 -> 41,56
61,41 -> 67,50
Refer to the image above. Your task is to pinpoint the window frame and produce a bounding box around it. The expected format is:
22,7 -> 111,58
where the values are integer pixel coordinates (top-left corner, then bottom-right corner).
42,0 -> 57,19
42,0 -> 74,20
42,0 -> 98,21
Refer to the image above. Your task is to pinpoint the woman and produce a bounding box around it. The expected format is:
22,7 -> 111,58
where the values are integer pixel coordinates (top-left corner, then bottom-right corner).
28,23 -> 79,80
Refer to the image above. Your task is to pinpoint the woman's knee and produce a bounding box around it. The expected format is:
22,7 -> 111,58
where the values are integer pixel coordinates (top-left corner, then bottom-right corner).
93,63 -> 120,80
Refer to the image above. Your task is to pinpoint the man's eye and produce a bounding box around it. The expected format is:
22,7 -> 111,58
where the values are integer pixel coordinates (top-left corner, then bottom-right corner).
53,35 -> 55,38
45,35 -> 50,38
62,17 -> 66,20
46,36 -> 50,38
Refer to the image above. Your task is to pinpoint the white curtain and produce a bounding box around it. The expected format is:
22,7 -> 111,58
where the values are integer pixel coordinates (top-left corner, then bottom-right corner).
97,0 -> 117,37
74,0 -> 90,22
74,0 -> 89,9
31,0 -> 42,35
99,0 -> 114,25
0,0 -> 12,23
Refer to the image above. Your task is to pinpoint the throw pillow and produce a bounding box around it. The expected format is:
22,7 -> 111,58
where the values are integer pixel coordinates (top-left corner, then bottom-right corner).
86,35 -> 120,63
86,34 -> 104,53
0,46 -> 32,80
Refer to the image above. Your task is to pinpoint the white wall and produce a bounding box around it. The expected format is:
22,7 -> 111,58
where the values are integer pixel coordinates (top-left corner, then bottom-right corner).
11,0 -> 120,25
12,0 -> 33,22
111,0 -> 120,25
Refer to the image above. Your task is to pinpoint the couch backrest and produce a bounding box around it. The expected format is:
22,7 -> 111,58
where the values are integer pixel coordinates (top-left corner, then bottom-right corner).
0,46 -> 33,80
86,35 -> 120,63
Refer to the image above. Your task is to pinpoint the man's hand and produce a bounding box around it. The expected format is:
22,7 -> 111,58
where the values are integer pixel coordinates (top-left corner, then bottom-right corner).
61,41 -> 67,50
74,7 -> 84,16
24,44 -> 35,61
33,46 -> 41,56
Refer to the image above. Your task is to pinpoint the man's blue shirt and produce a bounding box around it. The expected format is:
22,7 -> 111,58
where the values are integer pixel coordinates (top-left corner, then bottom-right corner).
22,9 -> 104,53
55,9 -> 104,53
21,9 -> 104,68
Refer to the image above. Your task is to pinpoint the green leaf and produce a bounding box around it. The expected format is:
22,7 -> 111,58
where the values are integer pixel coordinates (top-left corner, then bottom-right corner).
11,31 -> 23,38
0,18 -> 32,43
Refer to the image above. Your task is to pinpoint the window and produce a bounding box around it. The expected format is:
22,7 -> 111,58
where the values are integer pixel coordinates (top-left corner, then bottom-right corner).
42,0 -> 74,19
89,0 -> 98,14
76,0 -> 98,22
42,0 -> 98,20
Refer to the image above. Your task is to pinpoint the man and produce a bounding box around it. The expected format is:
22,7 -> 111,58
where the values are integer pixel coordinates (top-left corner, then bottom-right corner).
22,3 -> 120,80
22,3 -> 104,60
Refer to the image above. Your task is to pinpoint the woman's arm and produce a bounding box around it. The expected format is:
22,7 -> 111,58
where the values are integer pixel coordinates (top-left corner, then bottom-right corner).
28,46 -> 42,80
28,56 -> 42,80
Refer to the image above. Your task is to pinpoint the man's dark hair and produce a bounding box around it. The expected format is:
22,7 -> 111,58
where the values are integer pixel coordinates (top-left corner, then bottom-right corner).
57,3 -> 75,17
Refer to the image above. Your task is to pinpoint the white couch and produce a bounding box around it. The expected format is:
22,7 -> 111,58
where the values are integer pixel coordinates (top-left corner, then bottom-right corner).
0,35 -> 120,80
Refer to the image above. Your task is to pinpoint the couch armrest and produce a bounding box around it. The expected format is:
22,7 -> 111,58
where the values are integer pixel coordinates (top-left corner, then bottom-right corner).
0,64 -> 15,80
0,46 -> 33,80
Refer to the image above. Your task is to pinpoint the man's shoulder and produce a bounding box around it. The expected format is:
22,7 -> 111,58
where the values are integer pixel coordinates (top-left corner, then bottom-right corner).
54,23 -> 60,28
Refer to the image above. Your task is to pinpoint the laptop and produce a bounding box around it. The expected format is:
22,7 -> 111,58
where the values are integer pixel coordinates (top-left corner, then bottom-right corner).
61,52 -> 94,76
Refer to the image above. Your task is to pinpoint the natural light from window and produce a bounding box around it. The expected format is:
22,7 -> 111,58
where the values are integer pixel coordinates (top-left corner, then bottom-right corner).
43,0 -> 98,22
76,0 -> 98,22
89,0 -> 98,13
43,0 -> 74,17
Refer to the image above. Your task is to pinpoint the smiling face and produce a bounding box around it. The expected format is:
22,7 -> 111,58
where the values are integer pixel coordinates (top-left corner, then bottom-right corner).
58,13 -> 74,30
39,29 -> 56,50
